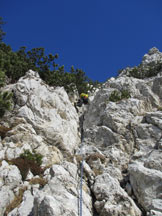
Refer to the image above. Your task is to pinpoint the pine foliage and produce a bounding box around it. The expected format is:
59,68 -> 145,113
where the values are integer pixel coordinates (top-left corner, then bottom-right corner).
0,16 -> 101,119
0,91 -> 13,117
0,42 -> 99,93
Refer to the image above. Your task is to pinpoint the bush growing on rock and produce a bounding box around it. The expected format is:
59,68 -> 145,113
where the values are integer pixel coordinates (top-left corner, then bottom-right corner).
0,91 -> 13,118
109,90 -> 121,102
20,149 -> 43,166
109,89 -> 131,102
120,61 -> 162,79
121,89 -> 131,99
11,150 -> 44,180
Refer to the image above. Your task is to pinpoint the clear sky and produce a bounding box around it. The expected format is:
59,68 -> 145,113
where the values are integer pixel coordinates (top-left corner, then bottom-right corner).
1,0 -> 162,82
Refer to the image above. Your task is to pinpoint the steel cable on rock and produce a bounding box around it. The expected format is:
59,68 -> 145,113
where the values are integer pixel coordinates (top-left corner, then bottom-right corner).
79,114 -> 85,216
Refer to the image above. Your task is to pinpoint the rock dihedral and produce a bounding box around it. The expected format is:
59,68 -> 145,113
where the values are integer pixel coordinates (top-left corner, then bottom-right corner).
0,48 -> 162,215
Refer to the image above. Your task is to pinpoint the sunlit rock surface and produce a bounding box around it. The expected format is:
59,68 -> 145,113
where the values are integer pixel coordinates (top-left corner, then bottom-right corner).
1,47 -> 162,215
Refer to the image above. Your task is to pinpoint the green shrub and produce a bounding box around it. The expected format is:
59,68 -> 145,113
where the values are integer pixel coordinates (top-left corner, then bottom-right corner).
0,91 -> 13,117
20,149 -> 43,166
0,70 -> 5,87
129,62 -> 162,79
121,89 -> 131,99
109,89 -> 131,102
129,67 -> 142,78
11,150 -> 44,180
109,90 -> 121,102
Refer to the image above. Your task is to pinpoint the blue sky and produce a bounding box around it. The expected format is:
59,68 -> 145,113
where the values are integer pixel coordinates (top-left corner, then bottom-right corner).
1,0 -> 162,82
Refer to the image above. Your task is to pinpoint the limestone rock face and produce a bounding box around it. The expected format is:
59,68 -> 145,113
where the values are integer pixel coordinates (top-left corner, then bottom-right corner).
0,186 -> 14,216
81,48 -> 162,215
8,190 -> 34,216
93,173 -> 141,216
0,70 -> 81,215
14,70 -> 80,155
142,47 -> 162,65
1,48 -> 162,216
129,161 -> 162,213
2,70 -> 80,167
119,47 -> 162,78
0,161 -> 21,215
0,160 -> 22,189
129,149 -> 162,214
32,162 -> 92,216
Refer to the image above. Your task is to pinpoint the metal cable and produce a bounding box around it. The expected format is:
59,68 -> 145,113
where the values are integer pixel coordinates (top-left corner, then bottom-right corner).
79,114 -> 85,216
80,157 -> 84,216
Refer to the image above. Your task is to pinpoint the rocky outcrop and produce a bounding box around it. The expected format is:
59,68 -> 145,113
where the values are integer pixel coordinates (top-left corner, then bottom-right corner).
82,48 -> 162,215
33,162 -> 92,216
2,70 -> 80,163
129,159 -> 162,213
0,70 -> 84,216
92,173 -> 141,216
1,48 -> 162,215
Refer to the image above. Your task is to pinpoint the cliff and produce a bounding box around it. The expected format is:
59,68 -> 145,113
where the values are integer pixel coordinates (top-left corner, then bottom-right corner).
0,48 -> 162,216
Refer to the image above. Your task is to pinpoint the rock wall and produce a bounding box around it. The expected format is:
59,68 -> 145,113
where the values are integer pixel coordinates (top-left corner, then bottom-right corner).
81,48 -> 162,216
0,48 -> 162,216
0,70 -> 87,216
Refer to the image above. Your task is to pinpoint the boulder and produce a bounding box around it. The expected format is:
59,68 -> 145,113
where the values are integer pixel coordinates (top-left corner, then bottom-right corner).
129,161 -> 162,213
92,173 -> 141,216
0,160 -> 22,189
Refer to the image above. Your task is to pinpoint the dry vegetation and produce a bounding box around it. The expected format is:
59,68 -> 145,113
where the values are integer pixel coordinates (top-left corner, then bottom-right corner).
86,152 -> 106,163
4,187 -> 27,216
29,177 -> 47,187
0,125 -> 11,139
11,157 -> 44,180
